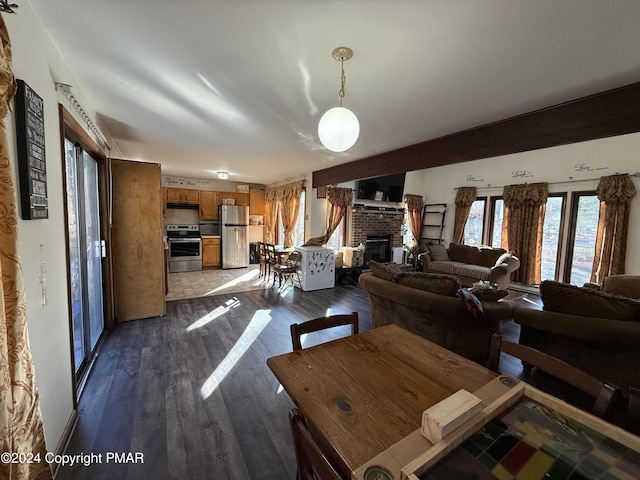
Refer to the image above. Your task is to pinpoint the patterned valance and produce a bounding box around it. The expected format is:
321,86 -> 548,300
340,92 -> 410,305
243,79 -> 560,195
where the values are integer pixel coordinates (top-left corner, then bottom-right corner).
503,182 -> 548,207
596,174 -> 636,203
265,180 -> 304,204
454,186 -> 477,207
327,186 -> 353,208
404,194 -> 424,212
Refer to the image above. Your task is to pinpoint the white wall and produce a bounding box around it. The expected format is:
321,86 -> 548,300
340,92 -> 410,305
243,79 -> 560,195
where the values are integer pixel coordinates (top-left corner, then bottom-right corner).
404,132 -> 640,275
4,5 -> 100,451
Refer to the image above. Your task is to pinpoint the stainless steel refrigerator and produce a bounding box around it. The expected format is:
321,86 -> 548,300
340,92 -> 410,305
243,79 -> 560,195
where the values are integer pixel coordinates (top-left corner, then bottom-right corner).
220,205 -> 249,269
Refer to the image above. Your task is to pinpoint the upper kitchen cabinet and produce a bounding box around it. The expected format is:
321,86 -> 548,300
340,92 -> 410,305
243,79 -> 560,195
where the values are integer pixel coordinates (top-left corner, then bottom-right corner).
166,187 -> 199,204
161,187 -> 168,218
219,192 -> 249,206
249,189 -> 265,215
200,191 -> 219,219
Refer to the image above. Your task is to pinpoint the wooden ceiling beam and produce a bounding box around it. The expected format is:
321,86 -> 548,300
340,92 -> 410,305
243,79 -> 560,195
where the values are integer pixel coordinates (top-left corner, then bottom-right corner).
312,82 -> 640,188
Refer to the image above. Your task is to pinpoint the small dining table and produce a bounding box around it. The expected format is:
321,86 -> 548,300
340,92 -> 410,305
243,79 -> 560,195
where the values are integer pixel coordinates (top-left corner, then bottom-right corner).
266,324 -> 499,478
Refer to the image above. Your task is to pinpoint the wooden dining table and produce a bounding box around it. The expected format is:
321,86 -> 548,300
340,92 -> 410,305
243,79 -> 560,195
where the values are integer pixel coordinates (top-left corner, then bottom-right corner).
266,324 -> 500,479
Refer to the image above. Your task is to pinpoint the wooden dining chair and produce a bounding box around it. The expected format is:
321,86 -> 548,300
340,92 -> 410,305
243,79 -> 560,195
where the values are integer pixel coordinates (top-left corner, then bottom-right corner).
258,242 -> 268,278
265,243 -> 279,282
627,387 -> 640,435
290,312 -> 359,351
488,334 -> 620,420
273,250 -> 301,287
289,408 -> 345,480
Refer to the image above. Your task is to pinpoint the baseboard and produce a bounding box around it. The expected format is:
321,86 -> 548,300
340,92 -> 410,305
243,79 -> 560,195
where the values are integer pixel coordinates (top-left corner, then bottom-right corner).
51,408 -> 79,476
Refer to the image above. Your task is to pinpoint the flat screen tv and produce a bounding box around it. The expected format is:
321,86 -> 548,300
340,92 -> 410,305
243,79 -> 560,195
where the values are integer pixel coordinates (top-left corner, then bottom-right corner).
356,173 -> 406,203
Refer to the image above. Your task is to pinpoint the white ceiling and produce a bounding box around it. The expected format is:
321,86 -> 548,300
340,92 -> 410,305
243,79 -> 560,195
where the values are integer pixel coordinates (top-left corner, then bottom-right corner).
28,0 -> 640,185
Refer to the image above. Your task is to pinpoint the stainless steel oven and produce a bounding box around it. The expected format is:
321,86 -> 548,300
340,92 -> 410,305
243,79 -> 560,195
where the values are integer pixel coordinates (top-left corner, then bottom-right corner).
167,224 -> 202,272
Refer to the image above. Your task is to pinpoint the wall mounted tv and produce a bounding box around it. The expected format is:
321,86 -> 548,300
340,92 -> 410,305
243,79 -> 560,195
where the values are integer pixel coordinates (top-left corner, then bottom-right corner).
356,173 -> 406,203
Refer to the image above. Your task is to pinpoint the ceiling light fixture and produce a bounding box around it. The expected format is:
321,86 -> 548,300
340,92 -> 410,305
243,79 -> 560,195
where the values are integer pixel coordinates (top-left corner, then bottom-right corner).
318,47 -> 359,152
217,171 -> 229,180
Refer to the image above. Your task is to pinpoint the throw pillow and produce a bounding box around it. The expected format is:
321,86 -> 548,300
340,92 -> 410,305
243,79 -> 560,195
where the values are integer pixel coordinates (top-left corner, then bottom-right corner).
493,251 -> 513,267
476,248 -> 507,268
602,275 -> 640,299
394,272 -> 461,297
540,280 -> 640,321
447,243 -> 479,264
427,244 -> 449,262
470,287 -> 509,301
456,288 -> 484,317
369,261 -> 403,282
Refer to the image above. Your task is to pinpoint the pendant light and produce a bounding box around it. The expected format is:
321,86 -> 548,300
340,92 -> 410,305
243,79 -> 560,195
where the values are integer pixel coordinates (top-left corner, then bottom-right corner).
318,47 -> 359,152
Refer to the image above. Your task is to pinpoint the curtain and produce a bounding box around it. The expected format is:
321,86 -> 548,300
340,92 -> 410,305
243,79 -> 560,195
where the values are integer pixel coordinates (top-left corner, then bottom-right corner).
264,180 -> 304,246
404,194 -> 424,248
304,187 -> 352,246
277,181 -> 303,248
264,187 -> 278,244
591,174 -> 636,283
452,187 -> 477,244
0,15 -> 53,480
501,182 -> 548,285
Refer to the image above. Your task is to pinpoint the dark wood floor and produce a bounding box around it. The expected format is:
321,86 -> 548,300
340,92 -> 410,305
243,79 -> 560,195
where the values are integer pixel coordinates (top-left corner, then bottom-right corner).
56,284 -> 619,480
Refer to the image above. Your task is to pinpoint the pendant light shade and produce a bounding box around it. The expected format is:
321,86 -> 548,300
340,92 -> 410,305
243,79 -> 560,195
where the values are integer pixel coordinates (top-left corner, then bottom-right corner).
318,47 -> 359,152
318,106 -> 360,152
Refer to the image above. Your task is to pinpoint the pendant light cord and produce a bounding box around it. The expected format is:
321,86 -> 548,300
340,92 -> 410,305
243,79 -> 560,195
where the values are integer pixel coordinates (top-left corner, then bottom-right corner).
338,58 -> 346,107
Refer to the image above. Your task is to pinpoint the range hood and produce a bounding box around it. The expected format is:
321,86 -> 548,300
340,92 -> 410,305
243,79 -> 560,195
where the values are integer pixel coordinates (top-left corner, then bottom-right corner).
166,202 -> 199,210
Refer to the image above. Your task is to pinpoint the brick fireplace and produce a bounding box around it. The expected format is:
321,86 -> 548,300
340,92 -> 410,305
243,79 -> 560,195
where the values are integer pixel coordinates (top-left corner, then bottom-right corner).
350,209 -> 404,250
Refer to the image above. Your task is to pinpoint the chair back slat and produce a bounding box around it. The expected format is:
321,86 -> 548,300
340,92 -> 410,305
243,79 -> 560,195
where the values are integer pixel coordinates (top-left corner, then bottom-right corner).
290,313 -> 359,351
489,334 -> 620,420
289,408 -> 344,480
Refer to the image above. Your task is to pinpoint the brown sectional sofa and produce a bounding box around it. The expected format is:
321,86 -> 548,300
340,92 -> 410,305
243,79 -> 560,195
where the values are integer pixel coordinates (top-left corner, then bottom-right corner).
358,263 -> 517,361
418,243 -> 520,289
515,277 -> 640,397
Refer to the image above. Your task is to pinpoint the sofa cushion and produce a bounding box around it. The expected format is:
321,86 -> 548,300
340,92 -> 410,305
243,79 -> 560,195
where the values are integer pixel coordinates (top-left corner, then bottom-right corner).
368,261 -> 405,282
540,280 -> 640,322
394,272 -> 461,297
427,244 -> 449,262
470,287 -> 509,302
447,243 -> 479,264
429,261 -> 491,281
476,247 -> 506,268
602,275 -> 640,299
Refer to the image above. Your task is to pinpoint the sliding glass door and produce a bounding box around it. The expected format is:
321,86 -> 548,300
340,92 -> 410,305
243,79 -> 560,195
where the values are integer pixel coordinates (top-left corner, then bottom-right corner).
65,138 -> 105,383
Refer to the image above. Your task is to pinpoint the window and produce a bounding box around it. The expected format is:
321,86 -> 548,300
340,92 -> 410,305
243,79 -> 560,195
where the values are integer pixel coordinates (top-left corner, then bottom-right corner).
326,215 -> 346,251
276,190 -> 306,246
489,198 -> 504,248
566,193 -> 599,285
463,198 -> 486,246
490,194 -> 564,282
540,195 -> 565,281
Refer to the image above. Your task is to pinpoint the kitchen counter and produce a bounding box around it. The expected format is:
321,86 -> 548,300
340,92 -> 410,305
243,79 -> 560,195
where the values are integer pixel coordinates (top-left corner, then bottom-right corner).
201,235 -> 221,238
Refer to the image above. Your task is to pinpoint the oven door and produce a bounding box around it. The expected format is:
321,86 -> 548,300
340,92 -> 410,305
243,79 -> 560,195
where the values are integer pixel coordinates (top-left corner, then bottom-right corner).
168,238 -> 202,272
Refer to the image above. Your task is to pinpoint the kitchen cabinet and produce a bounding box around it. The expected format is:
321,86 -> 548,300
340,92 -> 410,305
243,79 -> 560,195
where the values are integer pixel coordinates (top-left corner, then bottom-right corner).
166,187 -> 199,204
161,187 -> 168,218
112,160 -> 165,321
249,189 -> 265,215
202,237 -> 221,267
219,192 -> 249,206
199,191 -> 219,219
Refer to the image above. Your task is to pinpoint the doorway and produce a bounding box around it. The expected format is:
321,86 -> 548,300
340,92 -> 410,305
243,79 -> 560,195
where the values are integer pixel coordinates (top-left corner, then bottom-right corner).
64,138 -> 105,389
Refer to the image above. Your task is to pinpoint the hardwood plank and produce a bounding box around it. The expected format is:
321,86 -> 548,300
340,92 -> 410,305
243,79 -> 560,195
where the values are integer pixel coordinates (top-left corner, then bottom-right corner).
56,283 -> 561,480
